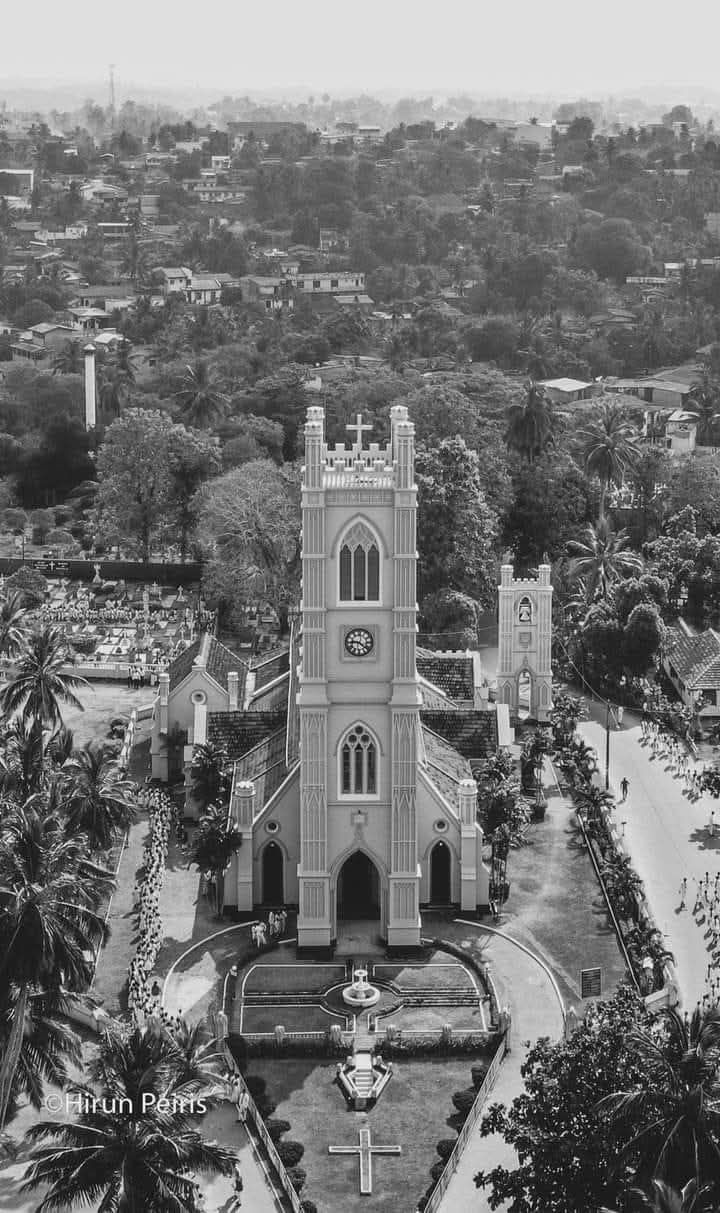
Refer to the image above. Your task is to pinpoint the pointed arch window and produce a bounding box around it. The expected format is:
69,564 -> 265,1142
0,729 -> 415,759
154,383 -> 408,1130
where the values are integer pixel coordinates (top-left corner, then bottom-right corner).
339,522 -> 380,601
341,725 -> 378,795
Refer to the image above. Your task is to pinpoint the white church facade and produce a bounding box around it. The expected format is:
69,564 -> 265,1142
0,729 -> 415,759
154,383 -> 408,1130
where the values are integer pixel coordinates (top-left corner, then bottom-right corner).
222,404 -> 492,951
150,403 -> 514,952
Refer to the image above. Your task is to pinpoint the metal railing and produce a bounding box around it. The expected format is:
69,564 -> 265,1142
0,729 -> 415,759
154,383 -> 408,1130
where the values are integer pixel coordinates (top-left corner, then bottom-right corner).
422,1031 -> 509,1213
221,1043 -> 302,1213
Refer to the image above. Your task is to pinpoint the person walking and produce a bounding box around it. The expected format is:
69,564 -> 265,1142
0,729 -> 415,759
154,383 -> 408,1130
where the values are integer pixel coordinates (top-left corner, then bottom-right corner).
679,876 -> 687,909
620,776 -> 629,802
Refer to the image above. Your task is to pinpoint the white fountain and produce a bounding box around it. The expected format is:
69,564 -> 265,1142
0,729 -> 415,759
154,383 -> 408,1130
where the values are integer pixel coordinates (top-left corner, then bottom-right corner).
342,965 -> 381,1009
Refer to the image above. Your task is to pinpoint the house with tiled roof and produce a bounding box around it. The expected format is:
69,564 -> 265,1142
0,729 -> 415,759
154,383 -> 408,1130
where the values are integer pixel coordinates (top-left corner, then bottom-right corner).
664,620 -> 720,719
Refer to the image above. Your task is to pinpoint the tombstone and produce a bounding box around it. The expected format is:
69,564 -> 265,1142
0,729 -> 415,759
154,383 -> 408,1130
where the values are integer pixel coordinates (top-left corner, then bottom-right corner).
497,560 -> 553,721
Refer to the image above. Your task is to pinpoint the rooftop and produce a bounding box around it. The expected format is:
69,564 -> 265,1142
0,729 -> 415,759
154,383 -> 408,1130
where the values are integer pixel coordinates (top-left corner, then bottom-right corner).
666,623 -> 720,690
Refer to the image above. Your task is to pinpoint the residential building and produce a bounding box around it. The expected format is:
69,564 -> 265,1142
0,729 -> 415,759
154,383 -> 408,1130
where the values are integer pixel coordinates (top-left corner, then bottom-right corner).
537,377 -> 596,404
665,409 -> 698,454
664,620 -> 720,721
154,266 -> 192,297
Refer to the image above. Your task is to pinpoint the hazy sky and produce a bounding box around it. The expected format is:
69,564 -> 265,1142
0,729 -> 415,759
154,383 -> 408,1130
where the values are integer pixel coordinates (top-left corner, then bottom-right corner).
2,0 -> 720,98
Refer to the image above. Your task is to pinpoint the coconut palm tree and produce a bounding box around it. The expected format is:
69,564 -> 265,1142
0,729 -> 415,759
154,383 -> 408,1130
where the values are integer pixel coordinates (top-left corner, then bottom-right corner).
0,716 -> 48,800
60,740 -> 136,851
504,381 -> 555,464
687,374 -> 720,446
21,1021 -> 236,1211
163,1018 -> 223,1089
0,802 -> 113,1130
175,358 -> 229,429
579,400 -> 641,518
190,741 -> 230,811
0,983 -> 81,1128
0,624 -> 87,749
600,1006 -> 720,1197
189,803 -> 243,917
0,590 -> 29,659
568,517 -> 643,602
51,339 -> 84,376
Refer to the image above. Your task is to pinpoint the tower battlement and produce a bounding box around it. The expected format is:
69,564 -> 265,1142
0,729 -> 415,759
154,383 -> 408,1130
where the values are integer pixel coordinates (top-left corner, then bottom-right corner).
302,404 -> 414,490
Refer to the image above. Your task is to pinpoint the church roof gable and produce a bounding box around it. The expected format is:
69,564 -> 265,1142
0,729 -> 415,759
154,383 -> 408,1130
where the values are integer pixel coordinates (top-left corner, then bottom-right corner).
207,709 -> 287,759
205,635 -> 248,694
420,710 -> 498,760
168,638 -> 201,691
251,647 -> 290,690
421,725 -> 473,809
416,649 -> 475,701
232,727 -> 291,813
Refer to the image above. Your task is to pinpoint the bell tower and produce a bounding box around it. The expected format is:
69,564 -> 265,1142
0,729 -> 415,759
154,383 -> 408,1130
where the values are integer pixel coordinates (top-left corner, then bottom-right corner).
296,405 -> 422,951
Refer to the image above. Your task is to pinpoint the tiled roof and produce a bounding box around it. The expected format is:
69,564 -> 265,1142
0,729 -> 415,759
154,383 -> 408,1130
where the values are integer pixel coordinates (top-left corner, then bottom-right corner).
417,649 -> 475,701
168,638 -> 201,691
205,636 -> 248,695
207,709 -> 287,760
233,728 -> 292,812
422,725 -> 473,810
666,624 -> 720,689
420,710 -> 498,760
252,647 -> 290,690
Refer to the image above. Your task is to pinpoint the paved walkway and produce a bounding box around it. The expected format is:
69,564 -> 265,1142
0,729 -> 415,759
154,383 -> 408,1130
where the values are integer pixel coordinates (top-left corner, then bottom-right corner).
437,925 -> 565,1213
580,718 -> 719,1010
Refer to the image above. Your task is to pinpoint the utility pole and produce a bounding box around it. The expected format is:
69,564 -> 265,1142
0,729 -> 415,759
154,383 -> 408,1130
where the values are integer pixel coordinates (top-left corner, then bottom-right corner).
605,700 -> 612,791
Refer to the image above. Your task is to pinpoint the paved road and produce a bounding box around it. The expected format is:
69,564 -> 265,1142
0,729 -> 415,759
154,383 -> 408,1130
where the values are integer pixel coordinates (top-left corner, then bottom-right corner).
437,925 -> 564,1213
580,719 -> 719,1010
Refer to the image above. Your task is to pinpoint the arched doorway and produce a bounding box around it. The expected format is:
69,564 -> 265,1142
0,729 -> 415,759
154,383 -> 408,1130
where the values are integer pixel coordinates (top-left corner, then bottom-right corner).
262,842 -> 284,905
337,851 -> 380,920
430,841 -> 451,903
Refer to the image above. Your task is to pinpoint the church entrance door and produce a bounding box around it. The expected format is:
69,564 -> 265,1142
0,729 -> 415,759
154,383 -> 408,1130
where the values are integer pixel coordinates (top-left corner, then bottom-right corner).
262,842 -> 284,905
430,841 -> 451,903
337,851 -> 380,920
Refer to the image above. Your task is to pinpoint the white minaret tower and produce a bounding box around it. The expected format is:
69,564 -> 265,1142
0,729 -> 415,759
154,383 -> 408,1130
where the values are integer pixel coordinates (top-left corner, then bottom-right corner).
84,343 -> 96,430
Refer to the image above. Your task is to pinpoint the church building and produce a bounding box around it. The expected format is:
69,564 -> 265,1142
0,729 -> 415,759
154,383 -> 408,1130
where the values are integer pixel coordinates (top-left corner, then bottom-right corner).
153,404 -> 509,951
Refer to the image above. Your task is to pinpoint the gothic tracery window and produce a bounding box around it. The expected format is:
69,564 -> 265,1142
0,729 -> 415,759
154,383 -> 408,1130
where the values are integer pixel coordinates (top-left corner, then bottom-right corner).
341,725 -> 377,795
339,522 -> 380,601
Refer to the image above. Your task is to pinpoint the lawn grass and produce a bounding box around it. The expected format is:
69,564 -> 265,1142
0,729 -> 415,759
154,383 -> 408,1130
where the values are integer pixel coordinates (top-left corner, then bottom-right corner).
251,1055 -> 488,1212
241,1003 -> 340,1033
375,1003 -> 487,1032
243,963 -> 346,995
373,961 -> 477,994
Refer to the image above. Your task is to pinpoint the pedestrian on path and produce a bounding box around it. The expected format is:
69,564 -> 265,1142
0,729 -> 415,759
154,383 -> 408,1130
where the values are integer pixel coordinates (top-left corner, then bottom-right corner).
617,705 -> 624,727
679,877 -> 687,909
710,810 -> 716,839
620,776 -> 629,802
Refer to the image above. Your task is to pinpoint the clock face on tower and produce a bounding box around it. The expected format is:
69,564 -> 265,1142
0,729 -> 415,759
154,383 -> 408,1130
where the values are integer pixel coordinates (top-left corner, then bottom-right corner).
344,627 -> 374,657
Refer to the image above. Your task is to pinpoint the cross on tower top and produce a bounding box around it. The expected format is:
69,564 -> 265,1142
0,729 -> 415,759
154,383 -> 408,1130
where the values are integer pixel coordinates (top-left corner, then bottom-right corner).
346,412 -> 373,451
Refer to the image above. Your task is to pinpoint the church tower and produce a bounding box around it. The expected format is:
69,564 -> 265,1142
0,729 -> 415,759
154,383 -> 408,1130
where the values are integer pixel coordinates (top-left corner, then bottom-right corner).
297,405 -> 422,950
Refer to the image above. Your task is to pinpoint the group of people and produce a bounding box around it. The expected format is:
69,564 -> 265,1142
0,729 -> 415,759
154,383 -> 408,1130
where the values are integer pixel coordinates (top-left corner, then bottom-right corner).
679,872 -> 720,1007
250,910 -> 288,948
640,715 -> 705,799
127,786 -> 174,1023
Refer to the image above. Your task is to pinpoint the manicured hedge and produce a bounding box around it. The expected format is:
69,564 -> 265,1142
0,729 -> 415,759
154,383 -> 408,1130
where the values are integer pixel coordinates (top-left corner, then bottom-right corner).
276,1140 -> 305,1168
